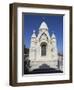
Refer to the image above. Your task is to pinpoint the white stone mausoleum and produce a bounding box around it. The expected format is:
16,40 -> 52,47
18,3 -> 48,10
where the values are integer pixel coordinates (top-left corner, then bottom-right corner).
29,21 -> 58,71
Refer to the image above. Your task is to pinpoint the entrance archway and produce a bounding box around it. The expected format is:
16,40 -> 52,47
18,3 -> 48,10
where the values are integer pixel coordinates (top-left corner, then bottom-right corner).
41,42 -> 47,56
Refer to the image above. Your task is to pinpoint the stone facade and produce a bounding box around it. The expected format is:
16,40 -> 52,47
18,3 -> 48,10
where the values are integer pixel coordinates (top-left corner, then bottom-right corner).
29,21 -> 58,71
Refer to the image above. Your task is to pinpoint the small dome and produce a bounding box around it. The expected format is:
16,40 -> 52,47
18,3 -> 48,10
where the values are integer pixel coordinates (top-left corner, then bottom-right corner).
31,30 -> 36,38
39,21 -> 48,30
51,33 -> 56,39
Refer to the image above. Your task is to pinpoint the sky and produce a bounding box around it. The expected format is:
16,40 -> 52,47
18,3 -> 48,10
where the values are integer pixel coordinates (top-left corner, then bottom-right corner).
23,13 -> 63,54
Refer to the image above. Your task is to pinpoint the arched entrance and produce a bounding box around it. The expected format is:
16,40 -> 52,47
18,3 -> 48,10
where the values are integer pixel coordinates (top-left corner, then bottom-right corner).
41,42 -> 47,56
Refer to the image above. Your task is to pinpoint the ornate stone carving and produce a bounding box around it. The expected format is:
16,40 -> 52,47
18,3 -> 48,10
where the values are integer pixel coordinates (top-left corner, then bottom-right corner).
29,21 -> 58,71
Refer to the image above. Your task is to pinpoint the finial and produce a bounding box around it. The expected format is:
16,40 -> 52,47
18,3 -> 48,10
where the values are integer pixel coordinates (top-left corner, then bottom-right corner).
51,32 -> 56,39
32,30 -> 36,38
33,30 -> 35,33
42,17 -> 45,21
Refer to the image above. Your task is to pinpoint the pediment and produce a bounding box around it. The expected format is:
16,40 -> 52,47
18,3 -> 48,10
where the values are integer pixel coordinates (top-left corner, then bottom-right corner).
39,33 -> 48,42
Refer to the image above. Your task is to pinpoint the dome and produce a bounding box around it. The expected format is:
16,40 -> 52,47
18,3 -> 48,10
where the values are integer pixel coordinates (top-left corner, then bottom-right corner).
39,21 -> 48,30
31,30 -> 36,38
51,33 -> 56,39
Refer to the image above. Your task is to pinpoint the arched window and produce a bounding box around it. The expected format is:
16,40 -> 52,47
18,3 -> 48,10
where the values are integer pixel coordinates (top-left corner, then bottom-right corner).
41,43 -> 47,56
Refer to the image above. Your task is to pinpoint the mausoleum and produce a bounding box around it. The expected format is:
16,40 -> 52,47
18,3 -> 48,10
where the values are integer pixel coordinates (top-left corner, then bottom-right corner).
29,21 -> 58,71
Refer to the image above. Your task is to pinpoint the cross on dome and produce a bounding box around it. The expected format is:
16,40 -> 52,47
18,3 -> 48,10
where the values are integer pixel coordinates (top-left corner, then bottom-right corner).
31,30 -> 36,38
51,32 -> 56,39
42,17 -> 45,21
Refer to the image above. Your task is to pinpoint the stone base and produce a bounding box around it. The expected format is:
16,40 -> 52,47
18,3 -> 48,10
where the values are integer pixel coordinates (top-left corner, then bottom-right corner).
29,60 -> 58,71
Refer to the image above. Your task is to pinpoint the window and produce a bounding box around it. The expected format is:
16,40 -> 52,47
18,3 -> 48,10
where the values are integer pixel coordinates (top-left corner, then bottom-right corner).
51,48 -> 53,52
41,44 -> 46,56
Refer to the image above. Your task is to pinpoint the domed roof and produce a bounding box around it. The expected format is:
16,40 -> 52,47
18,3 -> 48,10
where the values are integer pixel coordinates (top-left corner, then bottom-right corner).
31,30 -> 36,38
39,21 -> 48,30
51,33 -> 56,39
